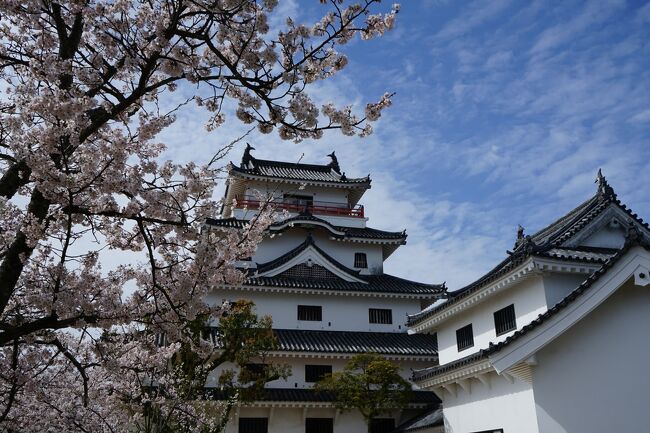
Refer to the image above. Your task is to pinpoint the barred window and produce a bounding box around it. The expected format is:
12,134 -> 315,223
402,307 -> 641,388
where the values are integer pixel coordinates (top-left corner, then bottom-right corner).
239,418 -> 268,433
298,305 -> 322,321
494,304 -> 516,336
456,323 -> 474,351
369,418 -> 395,433
305,365 -> 332,383
354,252 -> 368,268
369,308 -> 392,324
306,418 -> 333,433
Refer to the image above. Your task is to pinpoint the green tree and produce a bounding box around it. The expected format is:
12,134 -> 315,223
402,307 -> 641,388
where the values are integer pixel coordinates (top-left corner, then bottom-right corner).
315,353 -> 412,433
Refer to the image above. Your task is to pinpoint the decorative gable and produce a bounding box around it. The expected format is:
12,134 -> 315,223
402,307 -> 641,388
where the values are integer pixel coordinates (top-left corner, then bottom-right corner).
563,204 -> 641,250
278,263 -> 338,280
255,235 -> 367,283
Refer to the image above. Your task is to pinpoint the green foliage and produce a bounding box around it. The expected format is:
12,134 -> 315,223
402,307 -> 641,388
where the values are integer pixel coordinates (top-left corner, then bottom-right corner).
151,300 -> 290,433
314,353 -> 412,431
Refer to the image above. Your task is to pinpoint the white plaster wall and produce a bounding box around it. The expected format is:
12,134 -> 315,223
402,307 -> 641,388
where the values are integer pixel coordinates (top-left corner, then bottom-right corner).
441,373 -> 540,433
207,357 -> 432,389
437,276 -> 548,364
579,224 -> 625,249
253,230 -> 384,274
532,278 -> 650,433
541,273 -> 588,308
222,407 -> 393,433
207,289 -> 421,331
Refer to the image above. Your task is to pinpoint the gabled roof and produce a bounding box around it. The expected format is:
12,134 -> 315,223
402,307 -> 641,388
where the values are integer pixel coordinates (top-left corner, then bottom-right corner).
243,235 -> 444,296
254,234 -> 364,281
407,173 -> 650,327
412,237 -> 650,382
272,329 -> 438,356
205,215 -> 407,243
228,159 -> 371,187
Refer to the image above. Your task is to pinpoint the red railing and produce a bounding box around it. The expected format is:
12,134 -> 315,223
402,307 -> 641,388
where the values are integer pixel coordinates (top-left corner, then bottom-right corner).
235,198 -> 364,218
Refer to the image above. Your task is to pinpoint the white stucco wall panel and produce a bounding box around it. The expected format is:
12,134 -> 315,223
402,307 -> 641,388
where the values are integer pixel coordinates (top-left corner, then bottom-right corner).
207,290 -> 421,331
441,374 -> 539,433
532,279 -> 650,433
541,273 -> 588,308
437,276 -> 548,364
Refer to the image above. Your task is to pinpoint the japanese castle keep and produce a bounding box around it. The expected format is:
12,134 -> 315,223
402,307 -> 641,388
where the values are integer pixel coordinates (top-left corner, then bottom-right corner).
206,148 -> 445,433
206,148 -> 650,433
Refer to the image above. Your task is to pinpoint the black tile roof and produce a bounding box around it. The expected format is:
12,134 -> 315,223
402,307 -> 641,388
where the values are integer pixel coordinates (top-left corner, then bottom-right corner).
392,407 -> 444,432
244,235 -> 444,296
229,159 -> 371,186
205,215 -> 407,242
244,273 -> 445,296
412,239 -> 648,382
272,329 -> 438,356
407,179 -> 650,326
205,387 -> 440,405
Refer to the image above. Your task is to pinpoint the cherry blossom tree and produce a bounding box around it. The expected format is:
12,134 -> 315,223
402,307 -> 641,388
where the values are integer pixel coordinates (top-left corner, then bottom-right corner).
0,0 -> 398,431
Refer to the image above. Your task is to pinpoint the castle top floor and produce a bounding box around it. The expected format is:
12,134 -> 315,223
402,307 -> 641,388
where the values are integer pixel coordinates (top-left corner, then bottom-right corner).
221,145 -> 371,227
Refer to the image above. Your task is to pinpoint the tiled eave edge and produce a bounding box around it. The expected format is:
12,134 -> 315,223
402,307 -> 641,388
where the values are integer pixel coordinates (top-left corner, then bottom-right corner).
414,359 -> 493,390
233,400 -> 431,409
269,351 -> 437,362
221,284 -> 441,300
230,171 -> 371,189
409,257 -> 602,333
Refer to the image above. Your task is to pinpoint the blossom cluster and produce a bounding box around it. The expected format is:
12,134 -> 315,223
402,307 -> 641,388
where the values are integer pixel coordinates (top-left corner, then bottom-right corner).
0,0 -> 398,431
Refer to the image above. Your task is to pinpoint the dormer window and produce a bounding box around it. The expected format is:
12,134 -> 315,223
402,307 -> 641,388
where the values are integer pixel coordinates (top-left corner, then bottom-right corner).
494,304 -> 516,336
354,252 -> 368,268
456,324 -> 474,351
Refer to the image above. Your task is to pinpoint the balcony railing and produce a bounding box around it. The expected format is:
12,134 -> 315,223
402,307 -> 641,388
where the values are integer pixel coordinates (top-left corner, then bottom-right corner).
235,197 -> 364,218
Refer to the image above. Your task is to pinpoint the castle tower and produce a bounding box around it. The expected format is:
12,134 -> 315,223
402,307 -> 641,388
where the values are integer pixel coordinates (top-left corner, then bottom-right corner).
206,149 -> 446,433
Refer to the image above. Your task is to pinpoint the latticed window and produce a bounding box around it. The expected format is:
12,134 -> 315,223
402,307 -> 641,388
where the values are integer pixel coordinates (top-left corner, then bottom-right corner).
238,418 -> 268,433
279,263 -> 337,280
369,308 -> 392,324
456,323 -> 474,351
305,418 -> 333,433
305,365 -> 332,382
354,252 -> 368,268
298,305 -> 322,321
494,304 -> 516,336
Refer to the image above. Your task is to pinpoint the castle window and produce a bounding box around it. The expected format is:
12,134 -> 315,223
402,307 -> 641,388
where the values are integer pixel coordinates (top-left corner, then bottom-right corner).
369,418 -> 395,433
239,418 -> 268,433
456,324 -> 474,351
298,305 -> 322,321
369,308 -> 392,324
494,304 -> 517,336
305,364 -> 332,382
306,418 -> 333,433
354,252 -> 368,268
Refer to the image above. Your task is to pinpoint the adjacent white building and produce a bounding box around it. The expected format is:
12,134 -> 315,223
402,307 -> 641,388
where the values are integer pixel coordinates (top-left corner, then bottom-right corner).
206,149 -> 445,433
409,171 -> 650,433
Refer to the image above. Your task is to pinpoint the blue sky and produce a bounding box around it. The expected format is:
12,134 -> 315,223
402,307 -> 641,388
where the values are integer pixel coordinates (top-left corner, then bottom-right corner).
159,0 -> 650,289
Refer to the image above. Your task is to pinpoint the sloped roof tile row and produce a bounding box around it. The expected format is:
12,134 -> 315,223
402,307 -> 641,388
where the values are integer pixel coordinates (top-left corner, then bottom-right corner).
272,329 -> 438,356
230,159 -> 370,185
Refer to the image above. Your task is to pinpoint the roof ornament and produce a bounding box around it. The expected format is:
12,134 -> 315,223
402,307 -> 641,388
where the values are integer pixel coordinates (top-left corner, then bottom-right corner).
514,225 -> 525,248
595,168 -> 616,199
327,151 -> 341,174
241,143 -> 256,169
